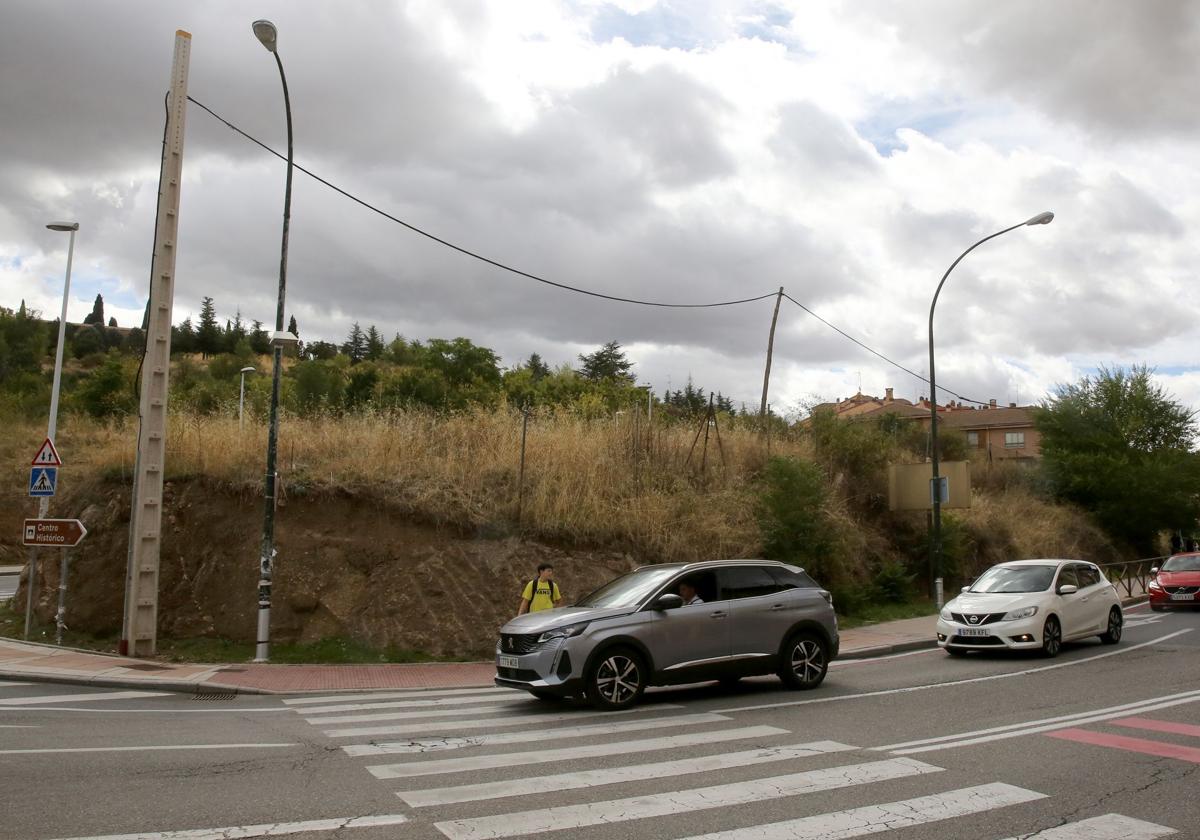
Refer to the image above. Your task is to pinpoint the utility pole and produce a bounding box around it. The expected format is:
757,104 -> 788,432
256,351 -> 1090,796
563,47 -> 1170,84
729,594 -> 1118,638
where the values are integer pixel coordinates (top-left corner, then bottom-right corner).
759,287 -> 784,423
121,30 -> 191,657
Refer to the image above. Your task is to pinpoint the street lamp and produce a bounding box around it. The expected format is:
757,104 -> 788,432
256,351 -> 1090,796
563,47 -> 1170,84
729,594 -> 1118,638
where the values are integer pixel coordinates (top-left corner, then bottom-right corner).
239,366 -> 256,433
927,211 -> 1053,607
252,18 -> 294,663
25,221 -> 79,638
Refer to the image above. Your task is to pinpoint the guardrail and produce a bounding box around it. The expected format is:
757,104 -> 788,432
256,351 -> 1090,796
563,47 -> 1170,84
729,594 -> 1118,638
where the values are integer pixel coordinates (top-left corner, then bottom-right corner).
1099,556 -> 1165,600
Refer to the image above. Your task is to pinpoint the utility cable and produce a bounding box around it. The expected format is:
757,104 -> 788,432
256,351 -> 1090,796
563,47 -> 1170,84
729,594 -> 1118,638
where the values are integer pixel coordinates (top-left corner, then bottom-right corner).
187,96 -> 776,309
782,293 -> 988,407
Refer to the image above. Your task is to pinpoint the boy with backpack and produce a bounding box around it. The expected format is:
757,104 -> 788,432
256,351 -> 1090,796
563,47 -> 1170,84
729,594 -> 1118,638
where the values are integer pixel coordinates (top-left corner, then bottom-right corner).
517,563 -> 563,615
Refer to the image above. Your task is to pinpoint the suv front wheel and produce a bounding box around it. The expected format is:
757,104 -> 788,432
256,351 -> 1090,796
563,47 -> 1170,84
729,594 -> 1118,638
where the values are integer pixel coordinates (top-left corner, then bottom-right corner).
586,647 -> 647,710
779,632 -> 829,690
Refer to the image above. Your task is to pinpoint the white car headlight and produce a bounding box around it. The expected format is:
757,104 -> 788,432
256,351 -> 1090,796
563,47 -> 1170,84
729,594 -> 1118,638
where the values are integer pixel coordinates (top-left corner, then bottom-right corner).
537,622 -> 589,644
1002,606 -> 1038,621
939,607 -> 953,621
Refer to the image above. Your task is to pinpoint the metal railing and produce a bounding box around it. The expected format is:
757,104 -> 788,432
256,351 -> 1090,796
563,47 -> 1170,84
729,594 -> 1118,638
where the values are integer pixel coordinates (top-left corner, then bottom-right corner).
1099,556 -> 1166,600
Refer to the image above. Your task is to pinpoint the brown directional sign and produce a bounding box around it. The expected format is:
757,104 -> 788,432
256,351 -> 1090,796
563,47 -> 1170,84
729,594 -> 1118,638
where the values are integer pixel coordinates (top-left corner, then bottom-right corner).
22,519 -> 87,547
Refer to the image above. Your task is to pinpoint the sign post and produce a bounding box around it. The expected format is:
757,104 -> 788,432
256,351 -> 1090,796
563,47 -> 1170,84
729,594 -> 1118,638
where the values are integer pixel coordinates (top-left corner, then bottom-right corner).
24,438 -> 65,640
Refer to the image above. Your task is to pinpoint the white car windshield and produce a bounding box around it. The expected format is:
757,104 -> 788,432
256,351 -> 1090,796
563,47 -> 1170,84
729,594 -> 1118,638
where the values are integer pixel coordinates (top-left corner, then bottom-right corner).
575,567 -> 681,608
969,564 -> 1057,593
1163,555 -> 1200,572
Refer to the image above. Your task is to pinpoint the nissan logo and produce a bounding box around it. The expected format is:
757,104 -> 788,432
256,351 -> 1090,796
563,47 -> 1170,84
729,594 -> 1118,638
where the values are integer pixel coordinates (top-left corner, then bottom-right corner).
968,615 -> 981,625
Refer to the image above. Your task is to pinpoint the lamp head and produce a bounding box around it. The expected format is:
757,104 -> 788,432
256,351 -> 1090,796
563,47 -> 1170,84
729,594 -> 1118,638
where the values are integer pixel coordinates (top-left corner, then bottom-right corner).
1024,211 -> 1054,226
46,222 -> 79,232
252,19 -> 278,53
240,366 -> 256,374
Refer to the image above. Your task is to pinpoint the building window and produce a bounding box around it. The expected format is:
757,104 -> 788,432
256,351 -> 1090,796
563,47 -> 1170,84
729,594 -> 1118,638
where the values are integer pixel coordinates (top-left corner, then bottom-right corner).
1005,432 -> 1025,448
967,431 -> 979,447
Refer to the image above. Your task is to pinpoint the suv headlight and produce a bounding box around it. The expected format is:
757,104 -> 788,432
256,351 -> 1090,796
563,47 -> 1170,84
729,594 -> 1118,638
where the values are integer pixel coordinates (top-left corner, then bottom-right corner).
537,622 -> 589,644
1002,606 -> 1038,621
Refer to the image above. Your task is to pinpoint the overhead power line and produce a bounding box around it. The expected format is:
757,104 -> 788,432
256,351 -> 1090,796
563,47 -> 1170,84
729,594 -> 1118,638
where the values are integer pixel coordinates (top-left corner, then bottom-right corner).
188,96 -> 990,406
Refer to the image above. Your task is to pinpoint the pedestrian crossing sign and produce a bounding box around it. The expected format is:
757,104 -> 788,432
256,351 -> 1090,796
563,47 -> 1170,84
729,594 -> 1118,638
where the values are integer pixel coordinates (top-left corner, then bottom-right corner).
31,437 -> 62,467
28,466 -> 57,497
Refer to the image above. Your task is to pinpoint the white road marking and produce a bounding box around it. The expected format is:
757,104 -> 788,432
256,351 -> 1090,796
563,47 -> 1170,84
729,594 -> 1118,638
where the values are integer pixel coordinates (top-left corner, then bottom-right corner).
0,707 -> 288,714
322,704 -> 681,737
433,758 -> 942,840
49,814 -> 410,839
718,628 -> 1193,715
876,688 -> 1200,751
0,690 -> 171,706
829,649 -> 937,667
345,711 -> 733,756
883,690 -> 1200,755
0,724 -> 39,728
284,687 -> 516,705
399,740 -> 857,807
305,704 -> 544,725
300,694 -> 523,714
679,782 -> 1046,840
998,813 -> 1178,839
368,725 -> 788,779
0,743 -> 297,755
0,681 -> 32,687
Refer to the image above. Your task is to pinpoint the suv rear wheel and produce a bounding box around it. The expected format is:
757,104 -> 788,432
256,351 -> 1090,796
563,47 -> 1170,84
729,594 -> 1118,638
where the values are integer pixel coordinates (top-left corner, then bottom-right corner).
779,632 -> 829,690
586,647 -> 647,710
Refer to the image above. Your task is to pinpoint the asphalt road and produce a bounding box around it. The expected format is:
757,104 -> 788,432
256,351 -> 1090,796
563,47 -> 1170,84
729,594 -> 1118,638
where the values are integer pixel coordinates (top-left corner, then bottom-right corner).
0,569 -> 19,602
0,603 -> 1197,840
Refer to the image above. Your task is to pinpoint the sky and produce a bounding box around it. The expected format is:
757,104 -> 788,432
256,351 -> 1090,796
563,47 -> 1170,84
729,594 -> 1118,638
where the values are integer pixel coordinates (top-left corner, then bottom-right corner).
2,0 -> 1199,416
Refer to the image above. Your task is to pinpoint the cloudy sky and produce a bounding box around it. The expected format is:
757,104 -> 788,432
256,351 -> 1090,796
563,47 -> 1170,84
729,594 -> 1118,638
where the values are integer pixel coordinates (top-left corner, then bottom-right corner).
3,1 -> 1199,415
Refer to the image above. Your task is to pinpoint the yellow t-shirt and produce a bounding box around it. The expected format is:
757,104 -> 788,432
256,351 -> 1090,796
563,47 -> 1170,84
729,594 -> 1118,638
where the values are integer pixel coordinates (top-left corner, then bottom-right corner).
522,579 -> 560,612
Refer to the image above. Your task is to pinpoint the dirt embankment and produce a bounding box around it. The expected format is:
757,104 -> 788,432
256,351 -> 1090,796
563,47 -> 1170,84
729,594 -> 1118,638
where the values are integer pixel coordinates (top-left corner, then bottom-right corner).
14,479 -> 639,658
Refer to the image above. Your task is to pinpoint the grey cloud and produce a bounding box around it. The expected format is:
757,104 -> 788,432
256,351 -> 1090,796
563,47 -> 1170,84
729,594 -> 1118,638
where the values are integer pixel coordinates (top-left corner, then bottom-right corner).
770,101 -> 880,179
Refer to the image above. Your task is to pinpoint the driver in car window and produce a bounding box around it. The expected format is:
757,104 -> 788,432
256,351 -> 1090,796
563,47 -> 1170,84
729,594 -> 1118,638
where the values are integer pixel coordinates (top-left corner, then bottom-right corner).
679,580 -> 704,606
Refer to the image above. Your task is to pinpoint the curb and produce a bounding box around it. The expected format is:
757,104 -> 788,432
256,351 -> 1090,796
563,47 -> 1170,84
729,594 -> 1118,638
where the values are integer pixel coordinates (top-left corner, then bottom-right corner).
837,638 -> 936,660
0,669 -> 274,695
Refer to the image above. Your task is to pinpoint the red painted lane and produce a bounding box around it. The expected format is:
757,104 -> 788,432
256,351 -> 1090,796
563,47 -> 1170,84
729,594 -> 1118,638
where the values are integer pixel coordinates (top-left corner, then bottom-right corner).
1111,717 -> 1200,738
1047,728 -> 1200,763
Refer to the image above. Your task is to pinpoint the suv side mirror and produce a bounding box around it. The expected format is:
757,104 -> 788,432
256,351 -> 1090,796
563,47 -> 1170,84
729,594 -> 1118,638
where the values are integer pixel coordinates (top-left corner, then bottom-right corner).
1150,567 -> 1159,576
653,594 -> 684,611
1057,584 -> 1078,596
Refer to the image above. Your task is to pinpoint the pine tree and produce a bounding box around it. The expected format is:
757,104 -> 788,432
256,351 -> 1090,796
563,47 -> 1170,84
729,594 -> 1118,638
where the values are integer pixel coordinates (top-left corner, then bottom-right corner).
342,322 -> 367,363
173,317 -> 195,354
287,314 -> 299,339
84,294 -> 105,326
250,320 -> 270,355
107,316 -> 118,328
527,353 -> 550,382
365,325 -> 385,361
578,341 -> 634,382
196,297 -> 221,359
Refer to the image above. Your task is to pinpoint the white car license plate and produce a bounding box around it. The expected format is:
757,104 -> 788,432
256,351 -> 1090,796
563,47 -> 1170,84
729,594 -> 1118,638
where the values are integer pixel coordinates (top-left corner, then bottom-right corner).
1170,592 -> 1195,601
957,627 -> 989,637
498,655 -> 520,669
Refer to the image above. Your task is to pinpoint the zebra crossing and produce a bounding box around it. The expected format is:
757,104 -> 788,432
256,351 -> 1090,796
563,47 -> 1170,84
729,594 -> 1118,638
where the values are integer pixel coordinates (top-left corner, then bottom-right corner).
286,686 -> 1181,839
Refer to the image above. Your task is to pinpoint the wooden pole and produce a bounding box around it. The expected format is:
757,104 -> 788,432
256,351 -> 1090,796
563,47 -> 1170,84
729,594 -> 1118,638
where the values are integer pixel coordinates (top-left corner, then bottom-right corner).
759,286 -> 784,423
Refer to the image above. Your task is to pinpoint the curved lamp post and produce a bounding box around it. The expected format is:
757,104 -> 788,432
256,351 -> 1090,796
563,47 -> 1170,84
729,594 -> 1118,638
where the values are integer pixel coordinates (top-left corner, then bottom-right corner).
928,211 -> 1053,605
252,19 -> 294,662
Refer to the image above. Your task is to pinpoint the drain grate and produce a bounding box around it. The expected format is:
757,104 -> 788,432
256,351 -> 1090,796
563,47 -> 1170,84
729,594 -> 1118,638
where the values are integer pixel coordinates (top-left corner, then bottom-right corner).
192,691 -> 237,702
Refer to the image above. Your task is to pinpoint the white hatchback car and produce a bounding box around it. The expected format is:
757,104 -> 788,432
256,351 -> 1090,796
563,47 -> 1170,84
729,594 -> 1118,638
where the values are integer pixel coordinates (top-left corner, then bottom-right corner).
937,559 -> 1123,657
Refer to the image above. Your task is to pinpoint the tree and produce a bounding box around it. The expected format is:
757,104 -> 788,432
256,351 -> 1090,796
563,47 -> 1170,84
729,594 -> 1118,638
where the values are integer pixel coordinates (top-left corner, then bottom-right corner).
196,297 -> 221,359
74,353 -> 134,418
250,319 -> 271,355
83,294 -> 105,326
226,309 -> 247,353
71,324 -> 104,358
305,340 -> 340,361
287,314 -> 299,339
1036,365 -> 1200,552
107,316 -> 118,328
578,341 -> 634,382
526,353 -> 550,382
173,317 -> 196,354
365,325 -> 385,361
342,322 -> 367,363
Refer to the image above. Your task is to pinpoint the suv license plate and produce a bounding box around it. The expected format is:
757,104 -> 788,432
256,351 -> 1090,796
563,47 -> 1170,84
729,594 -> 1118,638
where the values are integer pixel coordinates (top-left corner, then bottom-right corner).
1170,593 -> 1195,601
957,627 -> 989,637
498,655 -> 520,669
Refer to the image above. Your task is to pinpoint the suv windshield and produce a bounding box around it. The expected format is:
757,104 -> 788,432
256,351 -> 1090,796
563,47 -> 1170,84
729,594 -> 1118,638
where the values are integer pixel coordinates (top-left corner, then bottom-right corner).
575,567 -> 682,609
969,564 -> 1056,593
1163,555 -> 1200,572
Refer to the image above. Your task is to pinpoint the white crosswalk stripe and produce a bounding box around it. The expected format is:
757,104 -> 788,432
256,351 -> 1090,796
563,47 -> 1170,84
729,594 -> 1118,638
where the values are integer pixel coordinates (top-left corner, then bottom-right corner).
398,740 -> 857,807
676,782 -> 1046,840
343,711 -> 733,756
299,694 -> 523,714
284,687 -> 518,705
304,704 -> 553,724
996,813 -> 1178,839
433,757 -> 943,839
320,703 -> 681,737
367,725 -> 788,779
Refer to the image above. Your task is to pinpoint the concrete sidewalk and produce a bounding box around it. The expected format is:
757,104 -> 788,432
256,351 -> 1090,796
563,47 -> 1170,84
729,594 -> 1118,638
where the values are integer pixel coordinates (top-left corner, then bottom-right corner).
0,613 -> 942,695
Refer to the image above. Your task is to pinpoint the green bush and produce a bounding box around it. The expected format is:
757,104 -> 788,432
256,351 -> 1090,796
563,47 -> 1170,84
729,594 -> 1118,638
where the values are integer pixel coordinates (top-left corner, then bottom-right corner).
871,559 -> 917,603
756,456 -> 838,583
73,353 -> 135,418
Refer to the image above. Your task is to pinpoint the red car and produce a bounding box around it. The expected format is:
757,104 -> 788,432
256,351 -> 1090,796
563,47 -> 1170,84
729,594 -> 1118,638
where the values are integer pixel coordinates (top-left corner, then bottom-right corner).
1148,552 -> 1200,611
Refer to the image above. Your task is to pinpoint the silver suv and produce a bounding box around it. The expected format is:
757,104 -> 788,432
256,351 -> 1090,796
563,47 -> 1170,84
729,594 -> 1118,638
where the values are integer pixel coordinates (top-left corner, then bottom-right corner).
495,559 -> 839,709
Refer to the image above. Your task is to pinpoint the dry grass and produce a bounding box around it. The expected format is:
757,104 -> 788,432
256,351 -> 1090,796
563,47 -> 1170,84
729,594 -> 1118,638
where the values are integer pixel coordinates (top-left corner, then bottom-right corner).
4,408 -> 807,564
